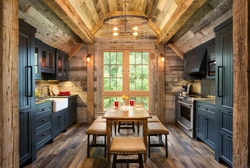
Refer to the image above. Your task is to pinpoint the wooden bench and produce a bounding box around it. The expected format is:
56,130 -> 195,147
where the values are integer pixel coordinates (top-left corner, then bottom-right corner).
147,122 -> 169,158
110,137 -> 146,168
86,122 -> 106,158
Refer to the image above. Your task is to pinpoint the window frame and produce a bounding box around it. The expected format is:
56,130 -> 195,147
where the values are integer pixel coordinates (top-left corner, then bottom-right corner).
102,50 -> 150,110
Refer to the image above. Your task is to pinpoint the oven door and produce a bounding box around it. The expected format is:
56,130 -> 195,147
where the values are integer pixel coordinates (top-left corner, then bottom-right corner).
178,101 -> 193,130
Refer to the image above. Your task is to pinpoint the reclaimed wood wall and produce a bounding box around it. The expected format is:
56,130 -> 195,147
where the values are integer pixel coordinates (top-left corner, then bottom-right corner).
0,0 -> 19,167
233,0 -> 250,167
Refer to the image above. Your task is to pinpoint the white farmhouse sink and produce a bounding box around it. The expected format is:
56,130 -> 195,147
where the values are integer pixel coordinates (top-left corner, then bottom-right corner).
46,98 -> 68,112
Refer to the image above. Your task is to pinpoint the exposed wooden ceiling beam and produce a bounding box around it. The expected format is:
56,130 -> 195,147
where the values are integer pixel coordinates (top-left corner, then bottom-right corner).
158,0 -> 206,44
167,43 -> 183,60
42,0 -> 94,44
91,11 -> 160,36
68,43 -> 84,59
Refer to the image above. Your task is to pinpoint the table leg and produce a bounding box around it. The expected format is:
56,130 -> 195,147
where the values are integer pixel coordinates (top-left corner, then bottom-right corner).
106,119 -> 111,162
143,119 -> 147,162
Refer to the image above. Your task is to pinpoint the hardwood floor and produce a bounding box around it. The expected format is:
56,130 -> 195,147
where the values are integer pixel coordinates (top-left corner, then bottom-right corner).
23,123 -> 229,168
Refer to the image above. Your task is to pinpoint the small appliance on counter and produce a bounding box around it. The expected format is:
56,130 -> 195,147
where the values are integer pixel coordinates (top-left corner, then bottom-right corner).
181,84 -> 192,96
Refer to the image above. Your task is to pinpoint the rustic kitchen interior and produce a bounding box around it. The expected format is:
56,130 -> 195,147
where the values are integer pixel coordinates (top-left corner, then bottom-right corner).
1,0 -> 249,167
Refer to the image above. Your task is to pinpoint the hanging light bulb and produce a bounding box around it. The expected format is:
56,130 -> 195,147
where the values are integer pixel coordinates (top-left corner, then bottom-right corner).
132,26 -> 138,30
133,32 -> 138,36
113,27 -> 119,31
113,32 -> 119,36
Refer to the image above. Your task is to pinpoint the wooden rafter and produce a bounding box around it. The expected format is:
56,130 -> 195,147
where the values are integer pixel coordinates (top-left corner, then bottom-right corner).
91,11 -> 160,36
158,0 -> 206,44
68,43 -> 84,59
42,0 -> 94,44
167,43 -> 183,60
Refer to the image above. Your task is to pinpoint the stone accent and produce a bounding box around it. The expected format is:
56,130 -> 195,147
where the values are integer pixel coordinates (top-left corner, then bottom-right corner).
201,79 -> 215,96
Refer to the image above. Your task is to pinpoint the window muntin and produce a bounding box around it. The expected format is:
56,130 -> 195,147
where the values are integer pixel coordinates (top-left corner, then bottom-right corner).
103,51 -> 150,111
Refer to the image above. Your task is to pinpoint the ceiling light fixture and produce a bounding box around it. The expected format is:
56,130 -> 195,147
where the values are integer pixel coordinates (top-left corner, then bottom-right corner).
113,32 -> 118,36
133,32 -> 138,36
103,0 -> 148,43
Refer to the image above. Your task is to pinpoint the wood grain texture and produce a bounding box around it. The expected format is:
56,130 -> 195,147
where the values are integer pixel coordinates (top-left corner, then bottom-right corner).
23,124 -> 229,168
87,45 -> 95,124
42,0 -> 94,44
158,0 -> 206,44
0,0 -> 19,167
158,44 -> 166,124
24,0 -> 82,43
233,0 -> 250,167
69,43 -> 84,59
167,43 -> 183,60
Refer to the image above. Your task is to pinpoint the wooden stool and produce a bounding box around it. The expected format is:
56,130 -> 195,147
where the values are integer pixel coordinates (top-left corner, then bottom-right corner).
118,122 -> 135,133
148,122 -> 169,158
110,137 -> 146,168
86,122 -> 106,158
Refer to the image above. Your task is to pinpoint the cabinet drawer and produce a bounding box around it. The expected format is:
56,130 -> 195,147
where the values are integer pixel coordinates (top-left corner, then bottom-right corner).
197,104 -> 215,114
36,126 -> 52,150
36,103 -> 52,115
36,113 -> 52,130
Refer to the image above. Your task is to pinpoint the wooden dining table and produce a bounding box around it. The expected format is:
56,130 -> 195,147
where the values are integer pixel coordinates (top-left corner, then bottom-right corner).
102,105 -> 151,162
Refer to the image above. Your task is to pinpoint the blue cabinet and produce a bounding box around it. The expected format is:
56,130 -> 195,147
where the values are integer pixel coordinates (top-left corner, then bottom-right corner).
35,101 -> 53,150
18,20 -> 36,166
214,18 -> 233,167
196,101 -> 215,150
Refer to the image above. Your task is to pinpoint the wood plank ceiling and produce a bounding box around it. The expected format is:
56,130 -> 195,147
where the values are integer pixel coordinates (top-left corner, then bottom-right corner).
18,0 -> 232,54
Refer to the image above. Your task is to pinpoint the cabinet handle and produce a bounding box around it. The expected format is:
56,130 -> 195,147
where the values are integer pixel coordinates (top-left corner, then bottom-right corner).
217,66 -> 224,97
41,109 -> 45,111
25,66 -> 33,97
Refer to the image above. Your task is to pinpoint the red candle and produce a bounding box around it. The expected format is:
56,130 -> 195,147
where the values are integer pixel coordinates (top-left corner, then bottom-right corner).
129,100 -> 134,106
114,100 -> 119,108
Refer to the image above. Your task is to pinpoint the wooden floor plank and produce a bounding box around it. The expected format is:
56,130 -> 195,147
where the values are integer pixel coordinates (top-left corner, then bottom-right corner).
23,124 -> 229,168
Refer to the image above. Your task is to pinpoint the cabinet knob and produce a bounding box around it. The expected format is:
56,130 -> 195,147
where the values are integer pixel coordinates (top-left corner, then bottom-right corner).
42,133 -> 46,136
42,119 -> 46,122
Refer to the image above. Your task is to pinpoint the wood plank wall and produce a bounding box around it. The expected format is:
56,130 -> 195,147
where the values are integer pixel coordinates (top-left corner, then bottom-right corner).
0,0 -> 19,167
164,45 -> 184,122
233,0 -> 250,167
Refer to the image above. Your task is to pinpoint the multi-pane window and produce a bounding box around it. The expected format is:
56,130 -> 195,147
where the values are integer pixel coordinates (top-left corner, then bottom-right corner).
129,52 -> 149,91
103,52 -> 123,91
103,51 -> 150,111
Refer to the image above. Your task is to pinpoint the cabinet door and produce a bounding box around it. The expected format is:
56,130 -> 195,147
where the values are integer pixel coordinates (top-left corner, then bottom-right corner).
19,112 -> 31,165
63,56 -> 69,78
19,26 -> 33,110
220,132 -> 233,165
40,42 -> 55,74
47,45 -> 55,72
56,50 -> 69,80
34,40 -> 41,79
206,114 -> 215,149
215,18 -> 233,166
197,111 -> 206,140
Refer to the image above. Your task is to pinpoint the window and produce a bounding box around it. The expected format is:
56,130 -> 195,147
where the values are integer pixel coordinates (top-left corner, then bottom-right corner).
103,51 -> 150,111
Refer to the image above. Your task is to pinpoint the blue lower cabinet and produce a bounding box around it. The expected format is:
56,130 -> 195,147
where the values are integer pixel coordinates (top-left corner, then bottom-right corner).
220,132 -> 233,165
35,101 -> 53,150
195,101 -> 215,151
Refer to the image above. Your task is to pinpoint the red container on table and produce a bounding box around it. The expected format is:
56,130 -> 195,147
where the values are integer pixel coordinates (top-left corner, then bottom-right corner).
129,100 -> 134,106
114,100 -> 119,108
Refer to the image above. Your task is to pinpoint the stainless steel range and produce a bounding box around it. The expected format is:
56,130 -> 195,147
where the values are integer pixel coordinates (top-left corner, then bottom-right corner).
177,94 -> 209,138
